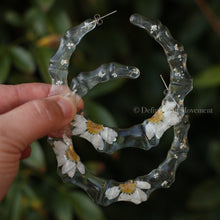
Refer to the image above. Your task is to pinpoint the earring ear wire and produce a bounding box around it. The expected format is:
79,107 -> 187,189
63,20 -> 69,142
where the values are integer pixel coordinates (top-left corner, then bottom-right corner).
91,10 -> 117,26
160,74 -> 168,91
160,74 -> 180,106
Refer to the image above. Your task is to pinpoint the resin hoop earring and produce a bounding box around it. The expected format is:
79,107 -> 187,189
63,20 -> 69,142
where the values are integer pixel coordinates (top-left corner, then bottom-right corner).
48,13 -> 193,206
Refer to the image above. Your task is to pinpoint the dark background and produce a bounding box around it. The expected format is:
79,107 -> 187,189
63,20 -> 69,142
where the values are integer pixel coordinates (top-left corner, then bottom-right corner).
0,0 -> 220,219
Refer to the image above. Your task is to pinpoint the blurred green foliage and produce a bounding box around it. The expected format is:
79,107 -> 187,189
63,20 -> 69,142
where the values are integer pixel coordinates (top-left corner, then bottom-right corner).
0,0 -> 220,219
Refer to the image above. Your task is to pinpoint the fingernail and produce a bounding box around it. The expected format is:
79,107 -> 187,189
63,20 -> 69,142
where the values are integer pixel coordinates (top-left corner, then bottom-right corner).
20,146 -> 31,160
57,97 -> 75,118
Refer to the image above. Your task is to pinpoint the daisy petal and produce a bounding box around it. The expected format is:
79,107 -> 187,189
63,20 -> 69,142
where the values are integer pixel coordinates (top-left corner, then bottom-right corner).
144,122 -> 155,140
56,155 -> 66,167
81,132 -> 104,150
137,188 -> 147,202
118,193 -> 132,202
156,123 -> 169,139
67,165 -> 76,178
128,189 -> 141,204
100,127 -> 118,144
91,134 -> 104,150
63,135 -> 73,146
77,161 -> 85,174
164,112 -> 179,125
72,122 -> 87,135
53,141 -> 68,155
53,147 -> 66,156
80,131 -> 93,142
61,160 -> 75,174
71,115 -> 87,135
72,114 -> 87,126
135,181 -> 151,189
105,186 -> 120,200
162,101 -> 176,112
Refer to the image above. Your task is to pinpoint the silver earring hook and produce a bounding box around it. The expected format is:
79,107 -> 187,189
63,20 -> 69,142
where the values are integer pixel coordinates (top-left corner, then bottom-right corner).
160,74 -> 168,90
160,74 -> 180,106
91,10 -> 117,26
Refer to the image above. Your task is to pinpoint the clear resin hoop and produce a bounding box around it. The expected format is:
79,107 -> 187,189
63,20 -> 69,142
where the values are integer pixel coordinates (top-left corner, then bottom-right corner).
48,13 -> 193,206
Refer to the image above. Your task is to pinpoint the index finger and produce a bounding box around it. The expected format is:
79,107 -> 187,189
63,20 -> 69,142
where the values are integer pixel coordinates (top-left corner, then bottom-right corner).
0,83 -> 51,114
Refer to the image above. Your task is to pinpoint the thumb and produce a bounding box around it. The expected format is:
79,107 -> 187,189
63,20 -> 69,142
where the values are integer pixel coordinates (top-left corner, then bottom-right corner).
0,95 -> 76,153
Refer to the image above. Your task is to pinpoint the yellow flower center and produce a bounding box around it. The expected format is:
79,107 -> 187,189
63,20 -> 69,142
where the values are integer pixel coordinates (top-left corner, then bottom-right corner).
66,145 -> 80,162
149,109 -> 163,123
119,181 -> 136,194
87,120 -> 103,134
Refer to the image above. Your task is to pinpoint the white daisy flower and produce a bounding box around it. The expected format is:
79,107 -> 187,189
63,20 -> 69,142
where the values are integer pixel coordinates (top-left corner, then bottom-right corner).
105,180 -> 151,204
71,114 -> 118,150
144,101 -> 180,140
53,138 -> 85,178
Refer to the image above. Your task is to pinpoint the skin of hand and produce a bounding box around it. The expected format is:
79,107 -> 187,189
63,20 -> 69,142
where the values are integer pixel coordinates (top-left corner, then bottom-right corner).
0,83 -> 84,201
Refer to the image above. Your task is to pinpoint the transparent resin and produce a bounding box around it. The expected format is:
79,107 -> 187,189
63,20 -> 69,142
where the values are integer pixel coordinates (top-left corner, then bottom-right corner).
48,13 -> 193,206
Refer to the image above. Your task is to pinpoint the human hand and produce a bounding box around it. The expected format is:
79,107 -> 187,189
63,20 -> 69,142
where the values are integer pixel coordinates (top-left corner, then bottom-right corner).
0,83 -> 83,201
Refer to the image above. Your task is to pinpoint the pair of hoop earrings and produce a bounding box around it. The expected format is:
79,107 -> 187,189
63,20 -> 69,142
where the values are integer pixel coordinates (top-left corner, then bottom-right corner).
48,12 -> 193,206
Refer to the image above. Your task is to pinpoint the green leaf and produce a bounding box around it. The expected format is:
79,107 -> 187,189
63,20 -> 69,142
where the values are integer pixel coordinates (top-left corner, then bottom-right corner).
5,182 -> 23,220
24,8 -> 47,38
188,178 -> 220,210
7,72 -> 38,84
180,13 -> 207,44
34,0 -> 55,12
86,79 -> 126,98
191,88 -> 217,109
4,181 -> 20,218
34,46 -> 53,83
70,191 -> 106,220
48,10 -> 71,34
10,190 -> 22,220
4,11 -> 22,27
24,211 -> 45,220
0,55 -> 11,83
134,0 -> 162,18
22,185 -> 45,219
22,141 -> 46,172
87,0 -> 107,11
52,193 -> 74,220
172,212 -> 220,220
10,46 -> 35,73
194,65 -> 220,88
209,141 -> 220,174
85,101 -> 117,127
